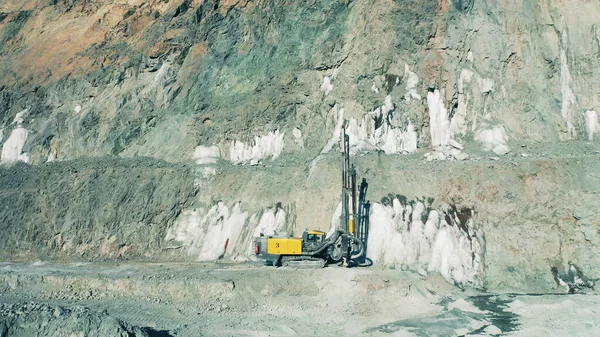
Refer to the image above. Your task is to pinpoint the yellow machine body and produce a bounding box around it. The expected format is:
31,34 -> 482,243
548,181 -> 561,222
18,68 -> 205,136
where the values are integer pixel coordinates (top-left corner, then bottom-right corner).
254,229 -> 353,267
266,237 -> 303,255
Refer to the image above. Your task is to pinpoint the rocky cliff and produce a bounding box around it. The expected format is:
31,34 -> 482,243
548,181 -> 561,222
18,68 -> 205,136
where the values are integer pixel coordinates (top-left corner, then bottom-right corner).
1,0 -> 599,291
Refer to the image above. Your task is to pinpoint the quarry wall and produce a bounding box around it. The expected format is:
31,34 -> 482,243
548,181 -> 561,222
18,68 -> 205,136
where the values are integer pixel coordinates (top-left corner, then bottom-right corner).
1,0 -> 599,291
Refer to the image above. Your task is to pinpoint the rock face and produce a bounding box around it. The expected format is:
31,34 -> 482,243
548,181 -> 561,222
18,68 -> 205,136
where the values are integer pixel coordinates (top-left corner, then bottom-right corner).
2,0 -> 599,163
0,157 -> 196,261
1,0 -> 600,290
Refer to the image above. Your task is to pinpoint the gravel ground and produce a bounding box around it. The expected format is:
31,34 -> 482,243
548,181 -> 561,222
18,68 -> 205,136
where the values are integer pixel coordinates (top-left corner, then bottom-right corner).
1,261 -> 598,336
0,261 -> 462,336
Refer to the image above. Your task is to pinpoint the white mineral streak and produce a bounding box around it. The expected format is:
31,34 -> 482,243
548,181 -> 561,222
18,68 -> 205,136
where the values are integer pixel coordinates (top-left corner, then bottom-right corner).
467,51 -> 474,63
450,63 -> 510,158
166,202 -> 288,261
404,64 -> 421,102
427,89 -> 451,148
451,69 -> 475,138
371,82 -> 379,93
560,27 -> 577,140
1,125 -> 29,164
1,110 -> 30,164
367,95 -> 417,154
193,145 -> 221,165
251,206 -> 287,238
229,130 -> 285,165
423,89 -> 469,161
201,167 -> 216,177
292,127 -> 304,149
165,202 -> 248,261
321,106 -> 345,154
327,201 -> 342,239
584,110 -> 598,141
321,76 -> 333,96
366,198 -> 483,287
321,96 -> 417,155
197,202 -> 247,261
453,68 -> 494,137
11,109 -> 27,125
474,121 -> 511,155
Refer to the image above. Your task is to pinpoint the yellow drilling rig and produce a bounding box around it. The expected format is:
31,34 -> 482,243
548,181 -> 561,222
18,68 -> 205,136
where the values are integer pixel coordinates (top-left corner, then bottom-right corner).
253,120 -> 371,268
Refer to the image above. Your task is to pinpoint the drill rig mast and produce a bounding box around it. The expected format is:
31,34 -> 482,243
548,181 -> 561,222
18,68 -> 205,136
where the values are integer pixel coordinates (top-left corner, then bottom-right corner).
253,120 -> 371,268
337,120 -> 370,266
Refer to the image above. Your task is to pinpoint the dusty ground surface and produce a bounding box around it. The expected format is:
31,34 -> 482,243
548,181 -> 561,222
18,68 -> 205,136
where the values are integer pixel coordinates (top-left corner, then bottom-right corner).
1,261 -> 598,337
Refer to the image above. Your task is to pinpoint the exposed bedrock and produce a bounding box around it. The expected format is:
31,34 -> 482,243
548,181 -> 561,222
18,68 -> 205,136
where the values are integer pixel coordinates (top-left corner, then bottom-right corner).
1,0 -> 600,292
175,153 -> 600,292
0,158 -> 196,261
2,150 -> 598,292
1,0 -> 600,163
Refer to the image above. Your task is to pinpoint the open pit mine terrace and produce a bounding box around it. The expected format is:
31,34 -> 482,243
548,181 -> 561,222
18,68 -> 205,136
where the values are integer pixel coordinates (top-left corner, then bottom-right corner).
1,145 -> 600,336
2,0 -> 600,335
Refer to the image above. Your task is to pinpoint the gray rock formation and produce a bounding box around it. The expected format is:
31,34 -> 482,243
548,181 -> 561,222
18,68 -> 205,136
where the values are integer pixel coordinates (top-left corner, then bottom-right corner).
0,157 -> 196,261
1,0 -> 600,291
2,0 -> 599,163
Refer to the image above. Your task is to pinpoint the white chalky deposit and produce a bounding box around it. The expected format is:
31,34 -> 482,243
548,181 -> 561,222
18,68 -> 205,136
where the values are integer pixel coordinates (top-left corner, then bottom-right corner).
422,88 -> 469,160
560,28 -> 577,140
451,69 -> 475,138
166,202 -> 288,261
251,205 -> 287,238
321,76 -> 333,96
423,147 -> 469,162
404,64 -> 421,102
1,125 -> 29,164
11,109 -> 28,125
292,127 -> 304,148
193,145 -> 221,165
197,202 -> 248,261
427,89 -> 451,148
584,110 -> 598,141
322,96 -> 417,155
366,95 -> 417,154
201,166 -> 217,177
327,201 -> 343,239
229,130 -> 285,165
321,106 -> 345,154
165,202 -> 248,261
474,121 -> 511,155
371,82 -> 379,93
366,197 -> 484,287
